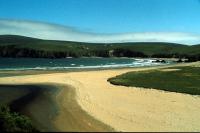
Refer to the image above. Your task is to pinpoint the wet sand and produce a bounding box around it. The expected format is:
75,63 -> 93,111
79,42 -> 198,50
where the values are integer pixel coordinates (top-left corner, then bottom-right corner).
0,62 -> 200,131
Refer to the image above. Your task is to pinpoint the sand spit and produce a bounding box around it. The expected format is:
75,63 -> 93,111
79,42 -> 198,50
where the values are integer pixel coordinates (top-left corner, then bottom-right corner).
0,62 -> 200,132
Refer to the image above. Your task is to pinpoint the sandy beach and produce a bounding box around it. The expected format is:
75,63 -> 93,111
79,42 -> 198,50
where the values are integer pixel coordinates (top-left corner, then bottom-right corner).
0,62 -> 200,132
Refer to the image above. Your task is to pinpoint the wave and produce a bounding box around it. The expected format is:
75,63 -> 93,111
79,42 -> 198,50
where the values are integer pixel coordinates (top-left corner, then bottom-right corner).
0,61 -> 167,71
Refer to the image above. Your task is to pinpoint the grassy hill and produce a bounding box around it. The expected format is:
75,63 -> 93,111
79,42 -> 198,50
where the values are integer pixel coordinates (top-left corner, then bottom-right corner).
0,35 -> 200,60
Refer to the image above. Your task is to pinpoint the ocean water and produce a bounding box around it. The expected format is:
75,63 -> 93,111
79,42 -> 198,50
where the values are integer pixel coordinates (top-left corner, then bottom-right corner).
0,57 -> 170,70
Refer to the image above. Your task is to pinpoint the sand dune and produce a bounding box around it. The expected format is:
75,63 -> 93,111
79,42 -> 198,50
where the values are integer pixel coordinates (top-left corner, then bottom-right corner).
0,63 -> 200,131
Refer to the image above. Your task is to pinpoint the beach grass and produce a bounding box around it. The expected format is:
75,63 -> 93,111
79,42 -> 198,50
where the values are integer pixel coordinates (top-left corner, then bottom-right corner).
108,66 -> 200,95
0,105 -> 38,132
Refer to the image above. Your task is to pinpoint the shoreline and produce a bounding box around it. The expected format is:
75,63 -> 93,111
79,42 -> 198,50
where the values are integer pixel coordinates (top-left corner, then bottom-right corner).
0,62 -> 200,131
0,57 -> 176,72
0,61 -> 180,78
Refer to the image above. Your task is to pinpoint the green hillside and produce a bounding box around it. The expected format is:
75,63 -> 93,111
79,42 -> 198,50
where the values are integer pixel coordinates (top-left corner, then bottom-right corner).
0,35 -> 200,61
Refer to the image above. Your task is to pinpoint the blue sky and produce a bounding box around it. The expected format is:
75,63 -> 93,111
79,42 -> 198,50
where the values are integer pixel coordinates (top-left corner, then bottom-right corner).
0,0 -> 200,33
0,0 -> 200,44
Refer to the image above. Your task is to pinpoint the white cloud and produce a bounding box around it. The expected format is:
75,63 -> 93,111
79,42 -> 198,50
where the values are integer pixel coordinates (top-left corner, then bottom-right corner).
0,19 -> 200,45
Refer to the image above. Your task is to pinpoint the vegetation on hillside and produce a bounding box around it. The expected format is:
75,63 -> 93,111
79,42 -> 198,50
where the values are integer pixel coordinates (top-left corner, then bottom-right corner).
0,105 -> 38,132
108,66 -> 200,95
0,35 -> 200,61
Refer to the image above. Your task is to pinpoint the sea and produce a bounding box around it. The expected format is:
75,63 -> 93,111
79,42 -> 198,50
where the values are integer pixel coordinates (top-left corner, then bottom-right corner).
0,57 -> 172,71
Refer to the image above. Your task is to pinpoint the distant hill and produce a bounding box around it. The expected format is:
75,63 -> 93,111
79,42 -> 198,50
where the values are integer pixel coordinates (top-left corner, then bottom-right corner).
0,35 -> 200,61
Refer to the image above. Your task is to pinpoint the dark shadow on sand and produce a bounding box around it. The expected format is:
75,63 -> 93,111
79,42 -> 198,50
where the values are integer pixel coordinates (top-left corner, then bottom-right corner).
0,84 -> 114,132
0,84 -> 59,131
